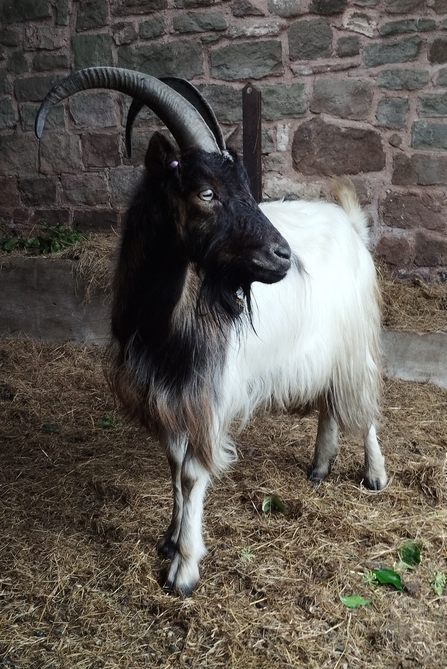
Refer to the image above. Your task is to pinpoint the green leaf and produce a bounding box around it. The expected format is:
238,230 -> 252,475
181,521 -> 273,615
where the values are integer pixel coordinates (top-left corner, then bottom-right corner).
340,595 -> 371,608
373,568 -> 403,590
98,412 -> 118,429
42,423 -> 60,434
431,572 -> 446,597
398,540 -> 423,568
261,494 -> 287,514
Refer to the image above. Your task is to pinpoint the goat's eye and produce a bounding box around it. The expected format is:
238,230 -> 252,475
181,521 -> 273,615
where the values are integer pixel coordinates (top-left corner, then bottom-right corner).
198,189 -> 214,202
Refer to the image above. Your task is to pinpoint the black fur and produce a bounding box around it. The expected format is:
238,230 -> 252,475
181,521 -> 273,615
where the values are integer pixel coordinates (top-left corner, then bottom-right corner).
108,133 -> 291,469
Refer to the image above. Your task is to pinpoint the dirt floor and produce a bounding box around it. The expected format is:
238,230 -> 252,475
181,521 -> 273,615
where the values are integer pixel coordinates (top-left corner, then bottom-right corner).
0,337 -> 446,669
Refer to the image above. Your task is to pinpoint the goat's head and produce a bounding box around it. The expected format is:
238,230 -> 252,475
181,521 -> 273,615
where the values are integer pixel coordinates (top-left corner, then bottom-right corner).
35,67 -> 292,305
143,131 -> 291,299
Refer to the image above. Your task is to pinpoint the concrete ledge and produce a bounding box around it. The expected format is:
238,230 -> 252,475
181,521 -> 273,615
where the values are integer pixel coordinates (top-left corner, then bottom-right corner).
382,330 -> 447,389
1,257 -> 446,389
0,256 -> 109,344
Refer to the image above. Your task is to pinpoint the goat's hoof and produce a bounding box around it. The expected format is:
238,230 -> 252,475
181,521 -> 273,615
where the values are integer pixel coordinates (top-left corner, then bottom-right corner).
364,475 -> 387,491
308,468 -> 327,483
157,536 -> 177,560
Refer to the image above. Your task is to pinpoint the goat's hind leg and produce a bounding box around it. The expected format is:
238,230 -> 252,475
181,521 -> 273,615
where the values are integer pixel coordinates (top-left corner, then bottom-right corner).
309,400 -> 339,483
363,424 -> 387,491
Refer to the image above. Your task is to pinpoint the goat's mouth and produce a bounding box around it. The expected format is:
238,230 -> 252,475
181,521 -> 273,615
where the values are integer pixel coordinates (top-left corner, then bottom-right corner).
249,256 -> 291,284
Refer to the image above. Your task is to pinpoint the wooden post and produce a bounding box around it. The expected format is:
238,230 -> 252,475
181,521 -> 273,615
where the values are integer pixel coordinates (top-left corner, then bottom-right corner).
242,83 -> 262,203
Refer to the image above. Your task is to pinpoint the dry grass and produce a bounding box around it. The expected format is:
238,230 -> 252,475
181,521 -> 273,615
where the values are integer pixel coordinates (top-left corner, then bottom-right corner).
0,338 -> 446,668
379,266 -> 447,334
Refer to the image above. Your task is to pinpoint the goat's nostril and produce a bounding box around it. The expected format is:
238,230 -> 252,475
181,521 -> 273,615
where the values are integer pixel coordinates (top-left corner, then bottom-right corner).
273,242 -> 292,261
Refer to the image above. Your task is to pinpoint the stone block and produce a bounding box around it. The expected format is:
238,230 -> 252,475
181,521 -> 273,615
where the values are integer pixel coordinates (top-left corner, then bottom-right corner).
310,0 -> 347,13
384,0 -> 424,12
198,85 -> 243,123
436,68 -> 447,86
379,19 -> 436,36
414,231 -> 447,267
310,78 -> 372,120
32,53 -> 70,72
0,28 -> 21,47
74,209 -> 119,233
0,135 -> 38,176
24,25 -> 67,51
56,0 -> 71,26
112,0 -> 167,14
380,191 -> 447,232
69,92 -> 118,130
228,23 -> 281,38
429,37 -> 447,64
173,12 -> 227,33
81,133 -> 121,168
72,34 -> 113,70
118,42 -> 203,79
19,176 -> 58,206
112,22 -> 138,45
292,117 -> 385,175
0,177 -> 20,207
0,97 -> 17,129
60,173 -> 108,206
337,36 -> 360,57
174,0 -> 214,6
377,69 -> 429,90
15,75 -> 61,102
7,52 -> 28,75
2,0 -> 51,23
376,97 -> 408,128
417,93 -> 447,117
19,102 -> 65,133
288,19 -> 332,61
39,134 -> 82,175
392,153 -> 447,186
412,121 -> 447,151
109,166 -> 140,207
211,41 -> 283,80
267,0 -> 303,18
259,83 -> 306,120
139,17 -> 165,39
31,208 -> 70,228
0,69 -> 12,95
375,234 -> 411,266
76,0 -> 108,31
363,36 -> 421,68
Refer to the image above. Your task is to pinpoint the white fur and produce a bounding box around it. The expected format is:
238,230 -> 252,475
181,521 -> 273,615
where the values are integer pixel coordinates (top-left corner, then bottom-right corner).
162,183 -> 386,595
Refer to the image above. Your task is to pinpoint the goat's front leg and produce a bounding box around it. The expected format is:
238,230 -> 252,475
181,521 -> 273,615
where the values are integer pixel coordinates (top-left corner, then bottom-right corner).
164,453 -> 210,596
309,401 -> 339,483
157,433 -> 187,560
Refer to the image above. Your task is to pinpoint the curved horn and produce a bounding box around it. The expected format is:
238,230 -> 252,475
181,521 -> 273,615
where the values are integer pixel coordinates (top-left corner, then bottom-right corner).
125,77 -> 226,158
35,67 -> 221,154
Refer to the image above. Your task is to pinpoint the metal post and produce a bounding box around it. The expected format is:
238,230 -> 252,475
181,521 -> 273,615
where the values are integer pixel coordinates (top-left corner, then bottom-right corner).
242,83 -> 262,203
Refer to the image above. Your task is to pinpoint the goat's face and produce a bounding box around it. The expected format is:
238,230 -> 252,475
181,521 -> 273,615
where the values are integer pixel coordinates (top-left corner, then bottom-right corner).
145,133 -> 291,293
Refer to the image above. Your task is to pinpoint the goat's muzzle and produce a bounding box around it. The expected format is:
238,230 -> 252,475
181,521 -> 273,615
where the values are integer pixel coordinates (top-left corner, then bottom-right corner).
250,238 -> 292,283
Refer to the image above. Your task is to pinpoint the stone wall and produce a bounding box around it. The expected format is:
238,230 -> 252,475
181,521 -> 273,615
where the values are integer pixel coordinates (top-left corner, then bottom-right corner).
1,0 -> 447,280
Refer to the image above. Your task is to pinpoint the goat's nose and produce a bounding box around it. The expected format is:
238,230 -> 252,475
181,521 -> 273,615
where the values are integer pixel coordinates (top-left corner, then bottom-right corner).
272,240 -> 292,261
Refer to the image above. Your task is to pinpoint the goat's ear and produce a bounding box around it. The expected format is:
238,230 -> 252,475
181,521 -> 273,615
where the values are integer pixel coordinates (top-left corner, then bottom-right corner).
225,125 -> 241,153
144,132 -> 180,177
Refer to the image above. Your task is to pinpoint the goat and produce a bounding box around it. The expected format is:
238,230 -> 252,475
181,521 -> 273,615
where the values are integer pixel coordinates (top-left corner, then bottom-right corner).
36,67 -> 387,595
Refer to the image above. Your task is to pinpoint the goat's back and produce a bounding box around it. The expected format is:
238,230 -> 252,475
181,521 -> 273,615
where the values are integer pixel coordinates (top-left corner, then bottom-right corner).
221,190 -> 381,435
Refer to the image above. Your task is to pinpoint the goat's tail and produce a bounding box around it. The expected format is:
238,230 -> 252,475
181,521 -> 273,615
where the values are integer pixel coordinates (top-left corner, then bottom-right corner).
330,176 -> 370,247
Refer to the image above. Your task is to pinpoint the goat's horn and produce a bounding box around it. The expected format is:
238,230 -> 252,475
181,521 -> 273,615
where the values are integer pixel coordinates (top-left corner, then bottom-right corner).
35,66 -> 221,154
125,77 -> 226,158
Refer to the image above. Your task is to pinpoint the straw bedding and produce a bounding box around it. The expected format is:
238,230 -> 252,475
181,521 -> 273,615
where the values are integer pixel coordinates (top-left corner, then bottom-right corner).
0,333 -> 445,668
